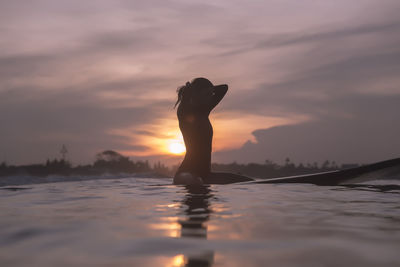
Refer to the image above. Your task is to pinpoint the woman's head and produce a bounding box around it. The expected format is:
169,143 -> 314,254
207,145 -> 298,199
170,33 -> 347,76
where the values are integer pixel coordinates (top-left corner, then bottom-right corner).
174,77 -> 215,108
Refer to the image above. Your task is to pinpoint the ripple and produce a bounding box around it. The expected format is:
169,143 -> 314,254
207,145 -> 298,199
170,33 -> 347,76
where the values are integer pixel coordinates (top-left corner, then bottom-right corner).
0,177 -> 399,267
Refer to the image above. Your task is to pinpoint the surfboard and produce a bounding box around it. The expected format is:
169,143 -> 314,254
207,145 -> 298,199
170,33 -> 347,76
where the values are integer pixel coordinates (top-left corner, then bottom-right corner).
250,157 -> 400,186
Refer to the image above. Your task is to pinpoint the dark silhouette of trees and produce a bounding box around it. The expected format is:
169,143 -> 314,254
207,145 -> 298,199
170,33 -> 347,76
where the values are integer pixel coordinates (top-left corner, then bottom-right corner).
211,158 -> 356,179
95,150 -> 125,162
60,144 -> 68,161
45,158 -> 71,174
93,150 -> 152,173
153,161 -> 169,175
0,150 -> 360,179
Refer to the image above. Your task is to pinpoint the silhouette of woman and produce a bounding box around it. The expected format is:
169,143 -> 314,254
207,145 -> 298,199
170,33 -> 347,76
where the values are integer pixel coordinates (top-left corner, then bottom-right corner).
174,77 -> 253,185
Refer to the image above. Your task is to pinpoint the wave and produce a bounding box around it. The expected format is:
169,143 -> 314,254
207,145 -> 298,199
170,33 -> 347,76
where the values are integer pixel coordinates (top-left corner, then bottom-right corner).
0,172 -> 171,187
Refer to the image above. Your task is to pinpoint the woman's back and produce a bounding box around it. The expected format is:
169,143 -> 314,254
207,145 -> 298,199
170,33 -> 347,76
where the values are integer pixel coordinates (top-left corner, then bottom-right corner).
177,101 -> 213,178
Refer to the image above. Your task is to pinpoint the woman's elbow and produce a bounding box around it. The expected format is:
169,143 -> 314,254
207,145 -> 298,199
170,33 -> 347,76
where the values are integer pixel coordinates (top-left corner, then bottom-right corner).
214,84 -> 228,96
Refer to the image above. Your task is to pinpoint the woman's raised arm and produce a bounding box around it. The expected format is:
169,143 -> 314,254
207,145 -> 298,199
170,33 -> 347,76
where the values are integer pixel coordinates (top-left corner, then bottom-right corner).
208,84 -> 228,111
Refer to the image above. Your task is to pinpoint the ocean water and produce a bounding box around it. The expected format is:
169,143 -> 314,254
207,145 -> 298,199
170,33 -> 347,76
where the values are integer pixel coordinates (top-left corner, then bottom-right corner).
0,177 -> 399,267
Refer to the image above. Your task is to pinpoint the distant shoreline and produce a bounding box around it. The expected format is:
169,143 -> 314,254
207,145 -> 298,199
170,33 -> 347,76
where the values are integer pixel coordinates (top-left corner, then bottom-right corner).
1,150 -> 365,187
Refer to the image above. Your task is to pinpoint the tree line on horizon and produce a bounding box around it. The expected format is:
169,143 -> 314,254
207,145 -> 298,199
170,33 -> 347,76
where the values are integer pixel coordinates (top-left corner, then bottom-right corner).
0,150 -> 360,179
212,158 -> 359,179
0,150 -> 169,177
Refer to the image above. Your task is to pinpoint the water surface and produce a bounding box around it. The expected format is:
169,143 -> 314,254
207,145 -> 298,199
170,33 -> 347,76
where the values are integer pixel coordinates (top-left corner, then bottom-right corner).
1,177 -> 399,266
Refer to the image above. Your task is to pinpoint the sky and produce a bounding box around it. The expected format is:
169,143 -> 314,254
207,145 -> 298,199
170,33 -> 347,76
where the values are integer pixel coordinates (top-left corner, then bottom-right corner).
1,0 -> 399,166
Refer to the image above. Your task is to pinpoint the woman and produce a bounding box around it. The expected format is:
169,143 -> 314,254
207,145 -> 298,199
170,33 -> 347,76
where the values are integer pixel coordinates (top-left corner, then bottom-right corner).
173,77 -> 254,185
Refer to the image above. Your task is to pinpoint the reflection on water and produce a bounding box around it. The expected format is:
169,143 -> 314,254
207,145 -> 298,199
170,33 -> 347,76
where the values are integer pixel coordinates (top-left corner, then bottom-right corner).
175,185 -> 215,267
179,185 -> 212,239
0,178 -> 399,266
337,184 -> 400,194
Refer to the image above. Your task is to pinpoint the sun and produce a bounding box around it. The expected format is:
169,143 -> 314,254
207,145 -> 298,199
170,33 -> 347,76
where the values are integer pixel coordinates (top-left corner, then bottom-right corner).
168,141 -> 186,155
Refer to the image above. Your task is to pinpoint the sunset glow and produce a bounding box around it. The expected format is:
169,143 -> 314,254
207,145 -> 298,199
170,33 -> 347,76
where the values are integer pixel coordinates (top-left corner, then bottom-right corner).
168,141 -> 186,155
1,1 -> 399,165
170,255 -> 185,267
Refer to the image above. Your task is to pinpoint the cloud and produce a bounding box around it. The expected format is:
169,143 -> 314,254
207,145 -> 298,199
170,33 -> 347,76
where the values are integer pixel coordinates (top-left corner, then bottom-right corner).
0,10 -> 178,164
213,93 -> 400,165
219,17 -> 400,117
1,0 -> 400,165
215,20 -> 400,57
0,86 -> 169,164
211,8 -> 400,164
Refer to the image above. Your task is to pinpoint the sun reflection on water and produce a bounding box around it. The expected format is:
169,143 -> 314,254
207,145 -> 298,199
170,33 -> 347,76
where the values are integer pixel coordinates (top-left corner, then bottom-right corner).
148,221 -> 181,238
170,254 -> 185,267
